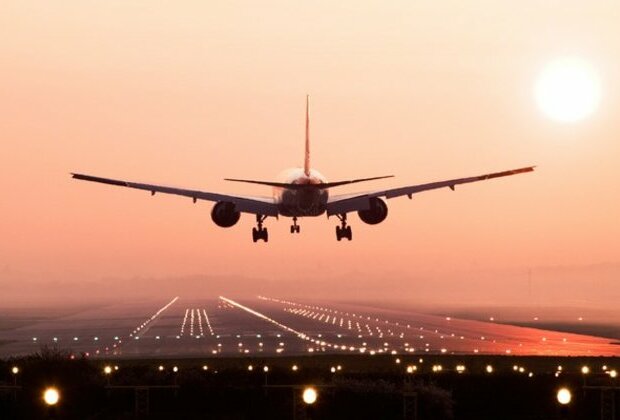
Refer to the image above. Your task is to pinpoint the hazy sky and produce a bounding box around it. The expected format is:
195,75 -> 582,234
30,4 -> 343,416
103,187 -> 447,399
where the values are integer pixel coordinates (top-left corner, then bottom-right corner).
1,1 -> 620,305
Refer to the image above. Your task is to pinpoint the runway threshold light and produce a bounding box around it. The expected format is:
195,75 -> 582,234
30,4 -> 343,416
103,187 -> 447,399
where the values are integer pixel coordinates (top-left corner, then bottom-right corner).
43,387 -> 60,406
557,388 -> 572,405
302,387 -> 318,405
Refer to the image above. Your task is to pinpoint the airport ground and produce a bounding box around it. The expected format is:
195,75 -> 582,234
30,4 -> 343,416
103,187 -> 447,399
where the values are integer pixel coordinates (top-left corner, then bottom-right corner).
1,296 -> 619,418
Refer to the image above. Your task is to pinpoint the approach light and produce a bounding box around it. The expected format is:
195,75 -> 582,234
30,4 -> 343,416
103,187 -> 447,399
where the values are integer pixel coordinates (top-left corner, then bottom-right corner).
172,366 -> 178,373
302,387 -> 318,405
609,370 -> 617,378
103,366 -> 112,375
43,387 -> 60,406
263,366 -> 269,373
11,366 -> 19,375
158,365 -> 164,371
581,366 -> 590,375
292,365 -> 298,371
557,388 -> 572,405
486,365 -> 494,374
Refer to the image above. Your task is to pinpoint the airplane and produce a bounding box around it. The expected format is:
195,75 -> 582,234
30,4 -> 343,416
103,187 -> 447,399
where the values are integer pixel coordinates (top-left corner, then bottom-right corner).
72,96 -> 534,242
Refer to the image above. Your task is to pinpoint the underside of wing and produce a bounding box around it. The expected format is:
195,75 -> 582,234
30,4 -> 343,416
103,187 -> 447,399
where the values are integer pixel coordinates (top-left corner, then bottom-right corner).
71,173 -> 278,216
326,166 -> 535,216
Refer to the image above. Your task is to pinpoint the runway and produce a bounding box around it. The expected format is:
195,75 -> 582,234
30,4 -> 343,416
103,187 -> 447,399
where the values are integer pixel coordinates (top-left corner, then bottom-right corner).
1,296 -> 619,358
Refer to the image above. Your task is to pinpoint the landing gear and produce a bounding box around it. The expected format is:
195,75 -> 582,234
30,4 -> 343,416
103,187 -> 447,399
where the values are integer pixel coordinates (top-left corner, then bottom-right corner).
290,217 -> 300,234
252,215 -> 268,242
335,214 -> 352,241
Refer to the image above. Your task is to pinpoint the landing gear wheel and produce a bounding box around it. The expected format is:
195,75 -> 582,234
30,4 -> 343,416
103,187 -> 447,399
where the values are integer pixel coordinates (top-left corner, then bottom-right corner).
252,215 -> 269,242
261,228 -> 269,242
335,214 -> 352,241
290,217 -> 301,234
252,227 -> 258,242
345,226 -> 352,240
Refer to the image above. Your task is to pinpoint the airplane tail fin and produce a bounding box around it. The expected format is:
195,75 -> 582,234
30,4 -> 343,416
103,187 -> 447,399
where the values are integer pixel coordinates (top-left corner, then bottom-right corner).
304,94 -> 311,177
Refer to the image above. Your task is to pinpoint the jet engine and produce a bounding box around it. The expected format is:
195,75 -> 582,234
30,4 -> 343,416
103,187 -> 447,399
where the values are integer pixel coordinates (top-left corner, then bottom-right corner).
357,197 -> 388,225
211,201 -> 241,227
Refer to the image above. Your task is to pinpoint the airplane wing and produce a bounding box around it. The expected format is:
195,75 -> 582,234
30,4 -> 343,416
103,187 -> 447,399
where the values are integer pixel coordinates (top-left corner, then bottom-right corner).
71,173 -> 279,216
325,166 -> 535,216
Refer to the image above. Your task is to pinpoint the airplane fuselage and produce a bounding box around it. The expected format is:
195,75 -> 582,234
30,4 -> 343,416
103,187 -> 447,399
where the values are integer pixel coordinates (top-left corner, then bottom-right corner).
274,168 -> 328,217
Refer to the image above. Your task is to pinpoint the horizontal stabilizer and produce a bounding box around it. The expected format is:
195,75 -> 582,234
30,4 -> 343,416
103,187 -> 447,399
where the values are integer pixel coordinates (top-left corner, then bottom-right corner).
224,175 -> 394,189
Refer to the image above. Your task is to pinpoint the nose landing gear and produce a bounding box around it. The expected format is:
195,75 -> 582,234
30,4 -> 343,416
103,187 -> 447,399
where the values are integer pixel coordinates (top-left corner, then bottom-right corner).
335,214 -> 352,241
252,215 -> 268,242
290,217 -> 301,234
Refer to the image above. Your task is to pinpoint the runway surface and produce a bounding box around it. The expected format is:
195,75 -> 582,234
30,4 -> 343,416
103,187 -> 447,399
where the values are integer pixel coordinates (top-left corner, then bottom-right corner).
1,296 -> 619,358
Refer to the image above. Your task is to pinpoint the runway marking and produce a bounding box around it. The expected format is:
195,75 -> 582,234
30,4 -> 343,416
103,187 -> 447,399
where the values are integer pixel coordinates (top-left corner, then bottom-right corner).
180,309 -> 189,336
196,308 -> 204,336
202,309 -> 215,336
220,296 -> 369,354
261,296 -> 474,354
131,296 -> 179,339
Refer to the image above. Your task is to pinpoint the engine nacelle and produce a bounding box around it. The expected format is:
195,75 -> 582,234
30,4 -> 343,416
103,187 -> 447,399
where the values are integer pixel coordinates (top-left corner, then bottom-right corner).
358,197 -> 388,225
211,201 -> 241,228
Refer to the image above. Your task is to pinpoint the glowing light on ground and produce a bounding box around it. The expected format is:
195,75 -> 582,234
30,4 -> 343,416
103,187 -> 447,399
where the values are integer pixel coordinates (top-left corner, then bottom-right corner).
557,388 -> 572,405
43,387 -> 60,406
302,387 -> 318,405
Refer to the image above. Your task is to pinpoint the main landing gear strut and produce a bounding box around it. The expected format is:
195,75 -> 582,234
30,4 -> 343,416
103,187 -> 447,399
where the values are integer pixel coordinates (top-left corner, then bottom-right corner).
252,214 -> 268,242
290,217 -> 300,234
335,214 -> 352,241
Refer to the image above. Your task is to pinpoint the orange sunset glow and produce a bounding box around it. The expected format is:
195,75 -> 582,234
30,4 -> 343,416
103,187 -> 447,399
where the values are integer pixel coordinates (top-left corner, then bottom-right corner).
1,1 -> 620,311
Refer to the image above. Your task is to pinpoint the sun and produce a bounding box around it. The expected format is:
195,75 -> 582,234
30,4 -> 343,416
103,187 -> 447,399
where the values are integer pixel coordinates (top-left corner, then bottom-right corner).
535,57 -> 601,123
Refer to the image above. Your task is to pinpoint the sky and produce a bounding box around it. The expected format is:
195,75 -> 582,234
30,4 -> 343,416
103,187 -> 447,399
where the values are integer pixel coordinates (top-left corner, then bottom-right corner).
1,1 -> 620,307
